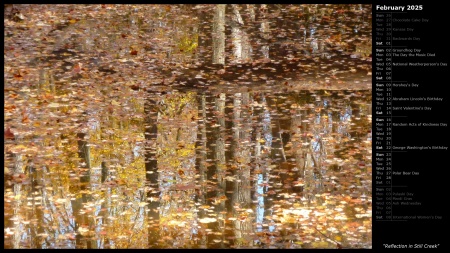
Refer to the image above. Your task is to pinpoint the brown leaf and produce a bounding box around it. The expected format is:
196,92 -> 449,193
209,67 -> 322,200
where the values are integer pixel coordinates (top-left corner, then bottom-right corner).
174,183 -> 195,191
4,127 -> 15,140
72,63 -> 82,74
129,84 -> 140,91
13,71 -> 23,80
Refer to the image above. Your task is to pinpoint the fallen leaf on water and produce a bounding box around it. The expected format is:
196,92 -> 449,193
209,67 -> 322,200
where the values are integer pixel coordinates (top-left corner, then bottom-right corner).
199,217 -> 217,223
48,102 -> 61,108
138,202 -> 148,207
4,127 -> 15,140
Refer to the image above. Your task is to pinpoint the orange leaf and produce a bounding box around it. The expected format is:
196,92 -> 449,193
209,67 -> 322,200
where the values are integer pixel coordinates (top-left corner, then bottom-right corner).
5,105 -> 16,112
22,115 -> 30,123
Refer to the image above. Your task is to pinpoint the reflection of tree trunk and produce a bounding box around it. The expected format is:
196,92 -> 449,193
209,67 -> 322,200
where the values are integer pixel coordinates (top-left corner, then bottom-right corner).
247,4 -> 256,21
214,93 -> 226,198
12,184 -> 23,249
38,68 -> 55,94
75,132 -> 91,248
291,109 -> 306,179
197,7 -> 214,65
144,98 -> 159,248
258,4 -> 271,60
100,161 -> 108,183
212,5 -> 226,65
195,94 -> 208,248
99,185 -> 110,248
265,95 -> 285,164
156,92 -> 198,248
230,5 -> 252,63
25,165 -> 41,249
252,93 -> 273,232
212,93 -> 227,247
77,132 -> 90,194
230,92 -> 253,247
77,132 -> 91,178
72,197 -> 84,248
34,194 -> 45,249
196,94 -> 207,207
195,94 -> 211,247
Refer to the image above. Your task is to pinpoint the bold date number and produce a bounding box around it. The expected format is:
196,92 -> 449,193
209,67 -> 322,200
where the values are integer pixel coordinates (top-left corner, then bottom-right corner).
407,5 -> 423,10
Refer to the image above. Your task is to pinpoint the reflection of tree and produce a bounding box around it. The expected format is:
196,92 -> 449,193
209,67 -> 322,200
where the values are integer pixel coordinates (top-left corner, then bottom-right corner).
212,5 -> 226,65
212,93 -> 227,247
193,94 -> 208,247
5,132 -> 80,249
258,4 -> 271,60
201,90 -> 371,248
4,82 -> 372,248
144,96 -> 160,248
252,93 -> 274,238
230,5 -> 253,63
8,129 -> 81,248
230,92 -> 254,247
152,92 -> 198,248
71,94 -> 148,249
250,91 -> 372,248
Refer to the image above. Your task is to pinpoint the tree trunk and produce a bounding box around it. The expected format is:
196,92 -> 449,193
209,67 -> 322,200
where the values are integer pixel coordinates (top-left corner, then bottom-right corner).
212,5 -> 226,65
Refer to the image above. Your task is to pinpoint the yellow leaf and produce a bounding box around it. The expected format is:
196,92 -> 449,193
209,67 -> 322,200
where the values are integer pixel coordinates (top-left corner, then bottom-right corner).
69,107 -> 79,113
48,102 -> 61,108
199,218 -> 217,223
